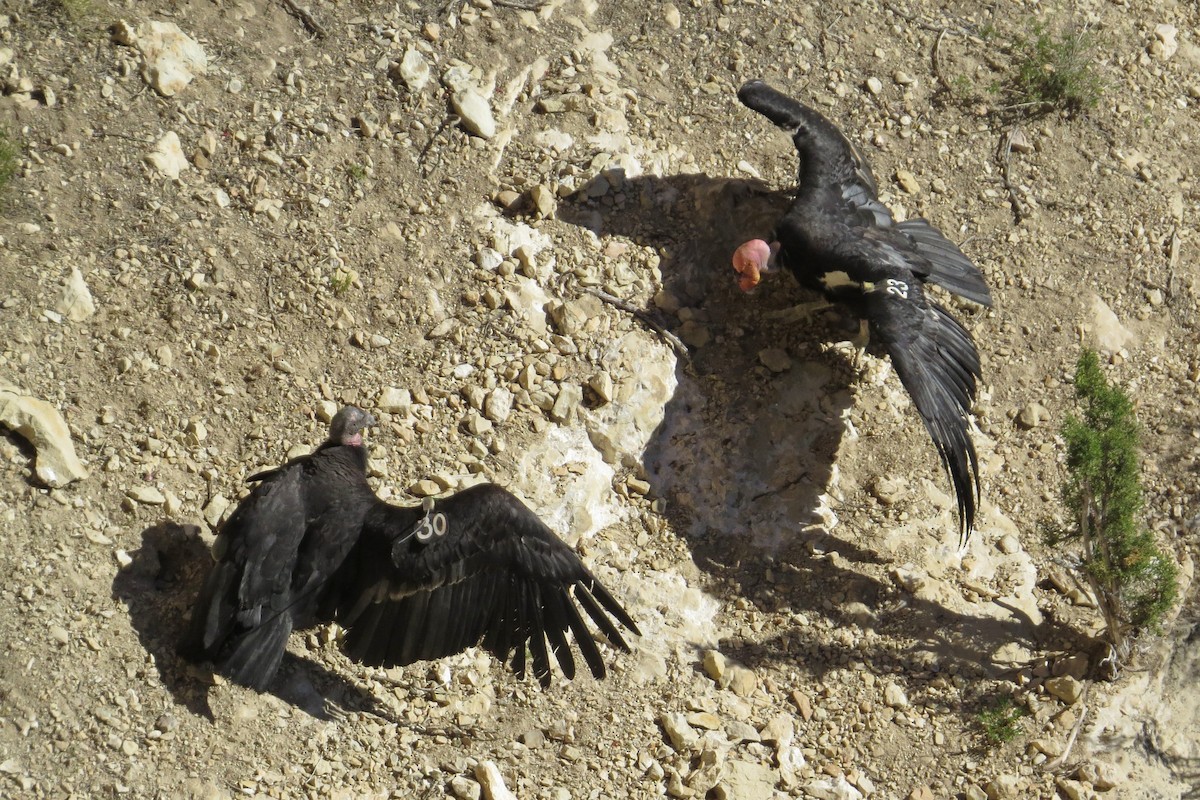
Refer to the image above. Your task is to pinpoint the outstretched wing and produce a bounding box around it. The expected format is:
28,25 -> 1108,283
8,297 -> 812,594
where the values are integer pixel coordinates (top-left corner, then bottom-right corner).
890,220 -> 993,306
738,80 -> 879,197
862,281 -> 982,542
327,483 -> 639,686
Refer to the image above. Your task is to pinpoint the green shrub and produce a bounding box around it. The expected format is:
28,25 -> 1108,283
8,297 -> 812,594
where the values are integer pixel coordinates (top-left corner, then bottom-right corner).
1051,350 -> 1178,659
977,696 -> 1027,746
1008,21 -> 1103,111
0,130 -> 18,193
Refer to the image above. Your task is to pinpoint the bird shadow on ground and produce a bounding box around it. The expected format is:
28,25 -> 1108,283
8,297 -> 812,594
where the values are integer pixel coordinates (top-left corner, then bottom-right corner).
112,522 -> 401,724
557,167 -> 1091,718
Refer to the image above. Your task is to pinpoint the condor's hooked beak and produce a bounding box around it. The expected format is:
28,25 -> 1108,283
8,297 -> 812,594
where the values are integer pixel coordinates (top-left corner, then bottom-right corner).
732,239 -> 779,292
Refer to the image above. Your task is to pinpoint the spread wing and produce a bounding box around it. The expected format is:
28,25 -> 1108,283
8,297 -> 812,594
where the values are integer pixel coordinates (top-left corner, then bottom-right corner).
862,281 -> 983,542
328,483 -> 639,686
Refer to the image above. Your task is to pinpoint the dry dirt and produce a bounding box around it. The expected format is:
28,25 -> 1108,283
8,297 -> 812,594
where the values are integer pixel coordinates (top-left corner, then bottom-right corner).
1,1 -> 1199,799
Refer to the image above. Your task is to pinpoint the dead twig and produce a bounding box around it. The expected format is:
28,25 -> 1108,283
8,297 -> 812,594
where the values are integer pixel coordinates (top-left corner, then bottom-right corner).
932,28 -> 953,95
585,288 -> 691,365
998,127 -> 1028,224
492,0 -> 545,9
280,0 -> 326,38
1044,681 -> 1090,773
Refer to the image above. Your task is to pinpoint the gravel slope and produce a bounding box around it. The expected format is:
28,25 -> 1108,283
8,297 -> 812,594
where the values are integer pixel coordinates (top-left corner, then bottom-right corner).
1,1 -> 1198,798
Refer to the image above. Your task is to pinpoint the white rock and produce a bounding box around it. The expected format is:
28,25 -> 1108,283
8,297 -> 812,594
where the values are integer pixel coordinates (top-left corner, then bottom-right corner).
984,774 -> 1022,800
398,47 -> 431,92
804,775 -> 864,800
584,332 -> 677,467
503,281 -> 549,335
203,494 -> 229,529
550,383 -> 583,423
1151,24 -> 1178,60
128,486 -> 166,505
315,401 -> 338,423
473,761 -> 515,800
1089,294 -> 1136,352
146,132 -> 188,180
56,267 -> 96,322
997,533 -> 1021,554
1046,675 -> 1083,705
0,381 -> 89,486
483,387 -> 513,423
710,762 -> 777,800
759,713 -> 795,745
660,713 -> 700,752
883,682 -> 909,709
445,68 -> 496,139
516,425 -> 618,542
377,387 -> 412,414
702,649 -> 726,681
663,4 -> 682,29
114,20 -> 208,96
449,776 -> 481,800
475,247 -> 504,271
1017,402 -> 1050,429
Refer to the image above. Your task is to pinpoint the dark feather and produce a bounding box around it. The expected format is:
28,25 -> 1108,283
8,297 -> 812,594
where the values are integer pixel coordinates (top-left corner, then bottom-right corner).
737,80 -> 989,541
181,408 -> 637,691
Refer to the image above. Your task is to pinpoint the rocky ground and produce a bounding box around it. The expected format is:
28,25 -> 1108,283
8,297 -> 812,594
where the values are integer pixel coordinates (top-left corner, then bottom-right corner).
1,0 -> 1199,798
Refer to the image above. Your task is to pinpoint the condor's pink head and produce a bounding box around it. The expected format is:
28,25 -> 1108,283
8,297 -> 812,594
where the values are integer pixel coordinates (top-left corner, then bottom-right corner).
731,239 -> 779,292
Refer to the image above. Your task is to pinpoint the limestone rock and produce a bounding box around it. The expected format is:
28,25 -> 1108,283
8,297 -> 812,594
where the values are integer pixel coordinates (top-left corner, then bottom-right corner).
444,66 -> 495,139
515,425 -> 618,542
583,332 -> 677,467
395,47 -> 430,92
804,775 -> 864,800
56,268 -> 96,322
114,20 -> 208,96
377,387 -> 412,415
484,387 -> 513,423
984,774 -> 1022,800
449,775 -> 481,800
895,168 -> 921,194
550,383 -> 583,424
203,494 -> 229,529
1150,24 -> 1178,60
702,650 -> 726,682
1046,675 -> 1084,705
0,382 -> 89,487
660,712 -> 699,752
1017,402 -> 1050,429
146,132 -> 188,180
503,277 -> 551,334
1089,295 -> 1135,352
758,347 -> 791,373
714,760 -> 777,800
128,486 -> 166,505
883,682 -> 909,709
529,183 -> 557,218
473,761 -> 515,800
452,88 -> 496,139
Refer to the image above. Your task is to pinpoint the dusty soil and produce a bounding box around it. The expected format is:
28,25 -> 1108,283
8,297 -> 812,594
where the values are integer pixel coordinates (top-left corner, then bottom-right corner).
1,0 -> 1198,798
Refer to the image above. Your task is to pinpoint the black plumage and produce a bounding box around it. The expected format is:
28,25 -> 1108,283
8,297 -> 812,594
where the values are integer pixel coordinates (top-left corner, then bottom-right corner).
180,406 -> 638,691
731,80 -> 992,543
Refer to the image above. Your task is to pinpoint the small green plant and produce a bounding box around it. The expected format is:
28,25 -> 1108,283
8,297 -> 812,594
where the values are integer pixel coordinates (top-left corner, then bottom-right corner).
329,268 -> 354,296
1049,349 -> 1179,661
346,163 -> 367,181
0,130 -> 19,193
950,74 -> 974,97
1007,21 -> 1103,111
977,696 -> 1027,745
